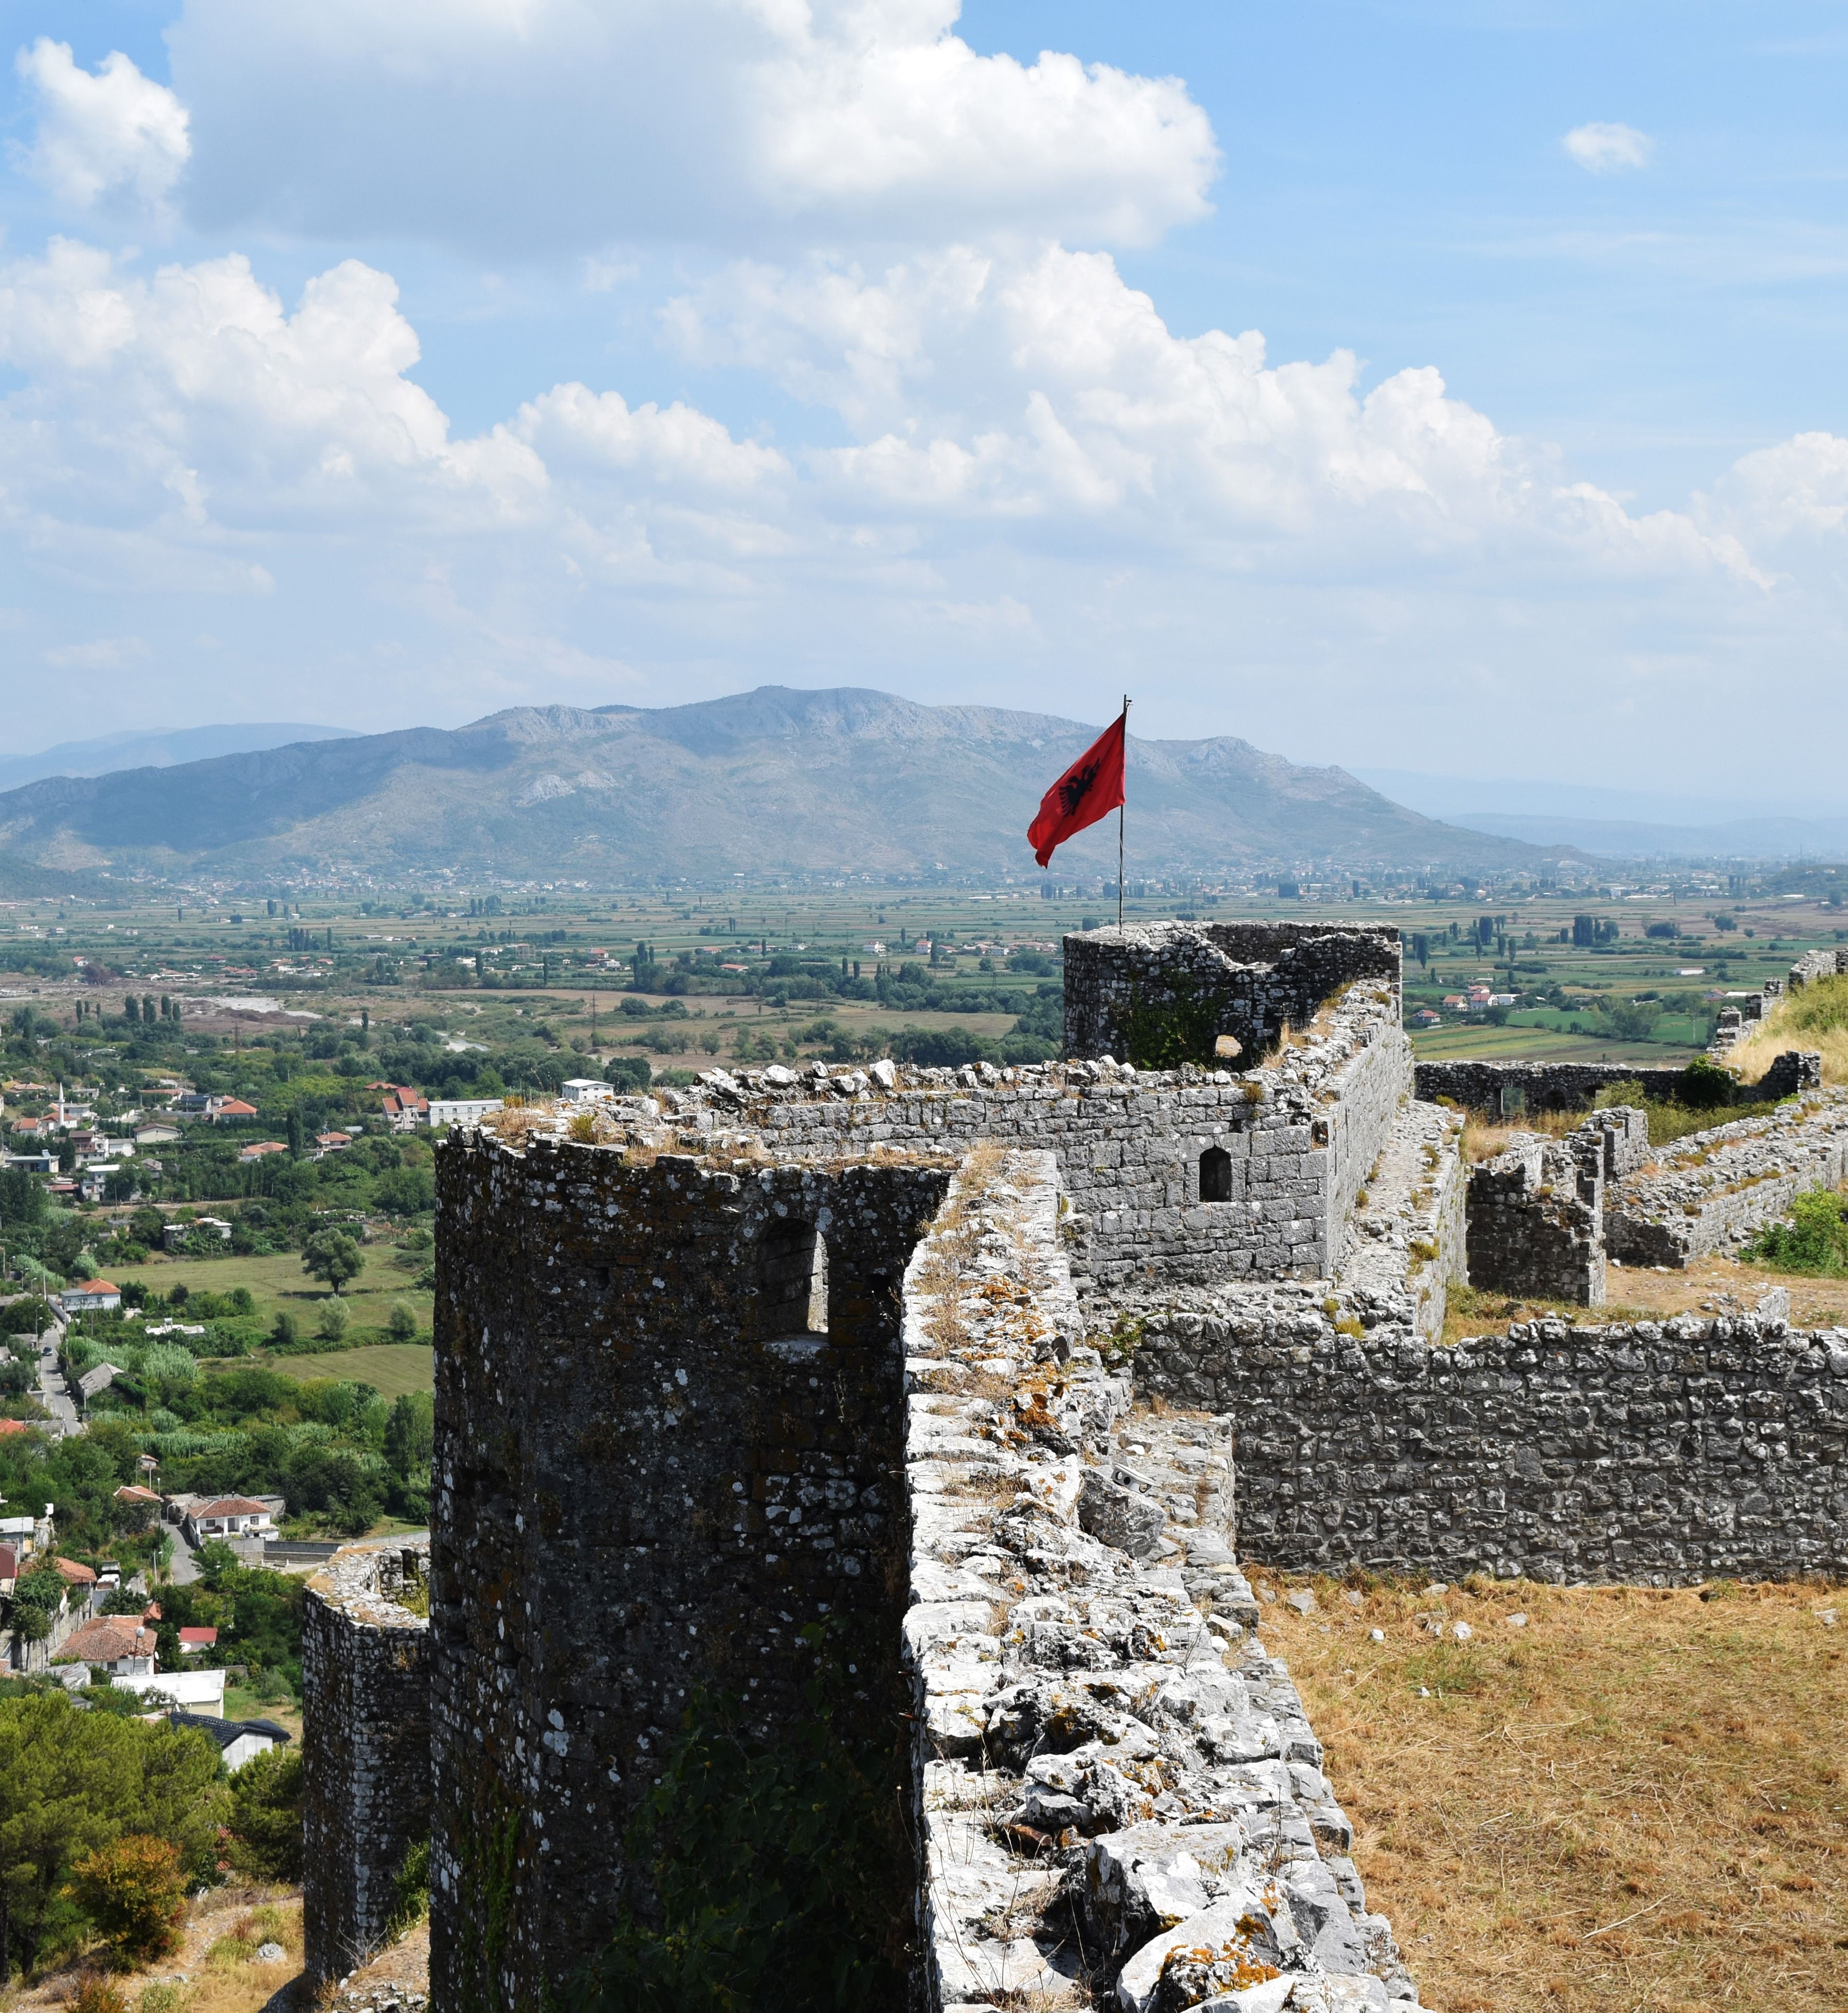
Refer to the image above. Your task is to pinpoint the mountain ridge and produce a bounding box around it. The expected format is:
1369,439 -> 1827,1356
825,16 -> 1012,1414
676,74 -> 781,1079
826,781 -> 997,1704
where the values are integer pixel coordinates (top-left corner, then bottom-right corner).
0,685 -> 1556,883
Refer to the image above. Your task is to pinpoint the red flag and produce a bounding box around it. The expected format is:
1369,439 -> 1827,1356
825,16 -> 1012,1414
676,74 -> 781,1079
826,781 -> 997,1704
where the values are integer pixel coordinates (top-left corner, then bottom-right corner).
1028,712 -> 1127,867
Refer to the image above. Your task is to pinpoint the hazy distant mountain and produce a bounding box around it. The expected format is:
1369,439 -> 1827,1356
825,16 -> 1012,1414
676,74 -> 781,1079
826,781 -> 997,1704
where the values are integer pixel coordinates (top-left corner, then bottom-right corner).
1352,766 -> 1848,859
0,723 -> 359,794
0,686 -> 1549,883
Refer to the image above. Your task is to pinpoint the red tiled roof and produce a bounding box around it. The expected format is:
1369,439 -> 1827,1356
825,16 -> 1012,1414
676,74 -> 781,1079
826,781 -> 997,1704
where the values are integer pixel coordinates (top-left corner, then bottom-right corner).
0,1419 -> 30,1436
73,1280 -> 119,1295
51,1556 -> 97,1584
192,1496 -> 270,1517
178,1626 -> 218,1647
215,1099 -> 260,1116
114,1484 -> 164,1503
57,1615 -> 156,1664
0,1545 -> 16,1577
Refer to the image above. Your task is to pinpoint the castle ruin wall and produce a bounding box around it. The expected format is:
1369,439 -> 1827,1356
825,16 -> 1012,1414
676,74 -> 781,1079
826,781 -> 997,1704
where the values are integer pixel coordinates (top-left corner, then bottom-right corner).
903,1150 -> 1425,2009
1416,1051 -> 1821,1115
1136,1309 -> 1848,1584
1465,1133 -> 1606,1308
301,1538 -> 432,1985
427,1132 -> 951,2012
1062,920 -> 1401,1067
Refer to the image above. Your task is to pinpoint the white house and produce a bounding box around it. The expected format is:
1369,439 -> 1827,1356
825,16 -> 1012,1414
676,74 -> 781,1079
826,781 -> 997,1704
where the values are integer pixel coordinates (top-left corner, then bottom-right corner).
119,1664 -> 226,1713
182,1496 -> 276,1546
428,1097 -> 504,1128
168,1709 -> 291,1766
560,1079 -> 615,1105
60,1279 -> 122,1313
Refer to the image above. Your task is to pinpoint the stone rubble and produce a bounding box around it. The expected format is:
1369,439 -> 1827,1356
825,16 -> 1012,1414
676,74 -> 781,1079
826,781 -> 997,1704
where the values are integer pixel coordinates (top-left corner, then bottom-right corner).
903,1150 -> 1423,2010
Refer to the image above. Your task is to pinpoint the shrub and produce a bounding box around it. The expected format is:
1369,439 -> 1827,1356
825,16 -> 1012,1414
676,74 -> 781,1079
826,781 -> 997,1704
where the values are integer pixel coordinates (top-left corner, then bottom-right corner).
71,1975 -> 130,2013
1745,1188 -> 1848,1276
63,1835 -> 187,1966
387,1301 -> 419,1342
315,1296 -> 351,1345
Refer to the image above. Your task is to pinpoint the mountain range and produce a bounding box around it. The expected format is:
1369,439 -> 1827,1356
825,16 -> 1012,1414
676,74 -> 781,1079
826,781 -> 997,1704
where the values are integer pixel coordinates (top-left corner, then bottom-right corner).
0,722 -> 359,795
0,687 -> 1551,884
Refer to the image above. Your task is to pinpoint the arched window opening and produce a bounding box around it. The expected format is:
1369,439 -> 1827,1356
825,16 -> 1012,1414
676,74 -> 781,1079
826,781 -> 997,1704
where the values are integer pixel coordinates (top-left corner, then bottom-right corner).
1199,1146 -> 1233,1204
760,1218 -> 828,1336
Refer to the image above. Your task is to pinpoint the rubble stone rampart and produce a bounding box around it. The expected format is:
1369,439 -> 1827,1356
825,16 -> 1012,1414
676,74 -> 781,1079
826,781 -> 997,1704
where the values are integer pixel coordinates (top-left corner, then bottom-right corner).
427,1132 -> 951,2012
904,1150 -> 1424,2010
1416,1051 -> 1819,1113
663,974 -> 1409,1290
1605,1093 -> 1848,1267
301,1539 -> 432,1984
1135,1310 -> 1848,1583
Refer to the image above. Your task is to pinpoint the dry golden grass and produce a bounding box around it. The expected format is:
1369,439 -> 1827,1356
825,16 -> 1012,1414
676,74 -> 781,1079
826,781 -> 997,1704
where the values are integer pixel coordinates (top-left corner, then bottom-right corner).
4,1891 -> 304,2013
1248,1573 -> 1848,2013
1460,1110 -> 1580,1163
1722,978 -> 1848,1086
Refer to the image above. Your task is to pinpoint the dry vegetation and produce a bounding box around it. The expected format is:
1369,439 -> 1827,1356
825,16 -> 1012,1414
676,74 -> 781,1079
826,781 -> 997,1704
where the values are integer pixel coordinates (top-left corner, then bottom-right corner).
1723,977 -> 1848,1087
1247,1573 -> 1848,2013
4,1890 -> 305,2013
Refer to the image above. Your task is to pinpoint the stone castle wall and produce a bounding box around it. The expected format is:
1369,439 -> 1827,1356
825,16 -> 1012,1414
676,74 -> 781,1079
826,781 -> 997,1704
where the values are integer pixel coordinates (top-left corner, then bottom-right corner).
904,1150 -> 1425,2010
678,976 -> 1409,1291
1416,1052 -> 1820,1115
427,1133 -> 951,2012
1063,920 -> 1401,1066
1135,1310 -> 1848,1584
301,1539 -> 432,1984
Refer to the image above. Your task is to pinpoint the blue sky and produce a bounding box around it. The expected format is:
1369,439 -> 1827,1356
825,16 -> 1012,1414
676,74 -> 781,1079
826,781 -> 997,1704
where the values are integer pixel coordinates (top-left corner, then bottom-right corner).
0,0 -> 1843,794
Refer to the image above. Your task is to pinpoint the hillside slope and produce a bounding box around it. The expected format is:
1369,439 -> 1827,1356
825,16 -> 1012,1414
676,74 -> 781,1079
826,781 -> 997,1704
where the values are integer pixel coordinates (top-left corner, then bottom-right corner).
0,686 -> 1547,881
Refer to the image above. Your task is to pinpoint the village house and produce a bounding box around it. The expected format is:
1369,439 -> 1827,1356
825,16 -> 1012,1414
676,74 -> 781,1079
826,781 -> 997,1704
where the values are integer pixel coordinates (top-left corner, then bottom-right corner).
376,1085 -> 430,1129
162,1217 -> 232,1252
60,1278 -> 121,1313
181,1495 -> 277,1546
168,1710 -> 292,1770
177,1625 -> 218,1656
57,1614 -> 157,1678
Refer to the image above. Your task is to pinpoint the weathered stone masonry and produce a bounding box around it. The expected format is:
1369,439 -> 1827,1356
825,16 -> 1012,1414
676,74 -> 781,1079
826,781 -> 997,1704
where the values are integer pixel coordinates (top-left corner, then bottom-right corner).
427,1136 -> 952,2012
301,1538 -> 432,1984
301,917 -> 1848,2007
1137,1311 -> 1848,1584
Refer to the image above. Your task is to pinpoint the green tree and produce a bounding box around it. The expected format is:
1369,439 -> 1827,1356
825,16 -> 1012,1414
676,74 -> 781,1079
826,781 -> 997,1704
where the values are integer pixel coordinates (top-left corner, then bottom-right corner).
301,1230 -> 362,1296
225,1747 -> 303,1883
0,1694 -> 227,1980
372,1167 -> 435,1217
387,1302 -> 419,1343
315,1296 -> 350,1345
383,1391 -> 433,1477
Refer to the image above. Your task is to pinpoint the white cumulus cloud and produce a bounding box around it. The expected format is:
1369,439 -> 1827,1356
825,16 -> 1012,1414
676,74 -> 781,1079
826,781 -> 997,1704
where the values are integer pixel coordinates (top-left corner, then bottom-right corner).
1562,121 -> 1654,173
166,0 -> 1217,253
13,39 -> 191,217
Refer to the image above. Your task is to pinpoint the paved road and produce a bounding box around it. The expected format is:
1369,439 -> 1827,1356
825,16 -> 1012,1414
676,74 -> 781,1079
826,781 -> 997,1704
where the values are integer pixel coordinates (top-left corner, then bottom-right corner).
34,1332 -> 79,1437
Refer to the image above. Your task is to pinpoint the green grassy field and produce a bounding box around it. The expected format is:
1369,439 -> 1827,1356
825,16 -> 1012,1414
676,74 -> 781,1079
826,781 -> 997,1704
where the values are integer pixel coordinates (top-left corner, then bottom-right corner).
109,1244 -> 432,1334
258,1341 -> 433,1395
1410,1022 -> 1701,1063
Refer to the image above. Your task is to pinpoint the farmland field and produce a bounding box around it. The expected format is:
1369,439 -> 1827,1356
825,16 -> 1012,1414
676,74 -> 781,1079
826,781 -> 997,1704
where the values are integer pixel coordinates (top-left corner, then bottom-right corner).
262,1341 -> 433,1397
108,1245 -> 432,1335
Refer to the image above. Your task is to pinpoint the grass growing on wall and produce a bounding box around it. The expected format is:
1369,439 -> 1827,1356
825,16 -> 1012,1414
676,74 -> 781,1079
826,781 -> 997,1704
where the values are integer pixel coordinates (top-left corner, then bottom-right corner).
1248,1572 -> 1847,2013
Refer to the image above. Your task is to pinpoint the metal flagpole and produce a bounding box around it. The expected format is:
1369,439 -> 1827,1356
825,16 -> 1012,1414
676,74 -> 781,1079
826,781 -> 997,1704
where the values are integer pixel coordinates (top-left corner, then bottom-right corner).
1117,695 -> 1130,927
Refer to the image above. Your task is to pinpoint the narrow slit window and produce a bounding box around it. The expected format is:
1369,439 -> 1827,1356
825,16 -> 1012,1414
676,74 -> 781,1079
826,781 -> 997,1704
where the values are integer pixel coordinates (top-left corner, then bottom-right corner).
760,1219 -> 828,1336
1199,1146 -> 1233,1203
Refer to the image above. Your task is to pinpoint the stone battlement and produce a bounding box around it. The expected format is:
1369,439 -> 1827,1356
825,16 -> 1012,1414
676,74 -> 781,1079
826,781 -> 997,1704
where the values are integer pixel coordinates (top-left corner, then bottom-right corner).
299,919 -> 1848,2008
